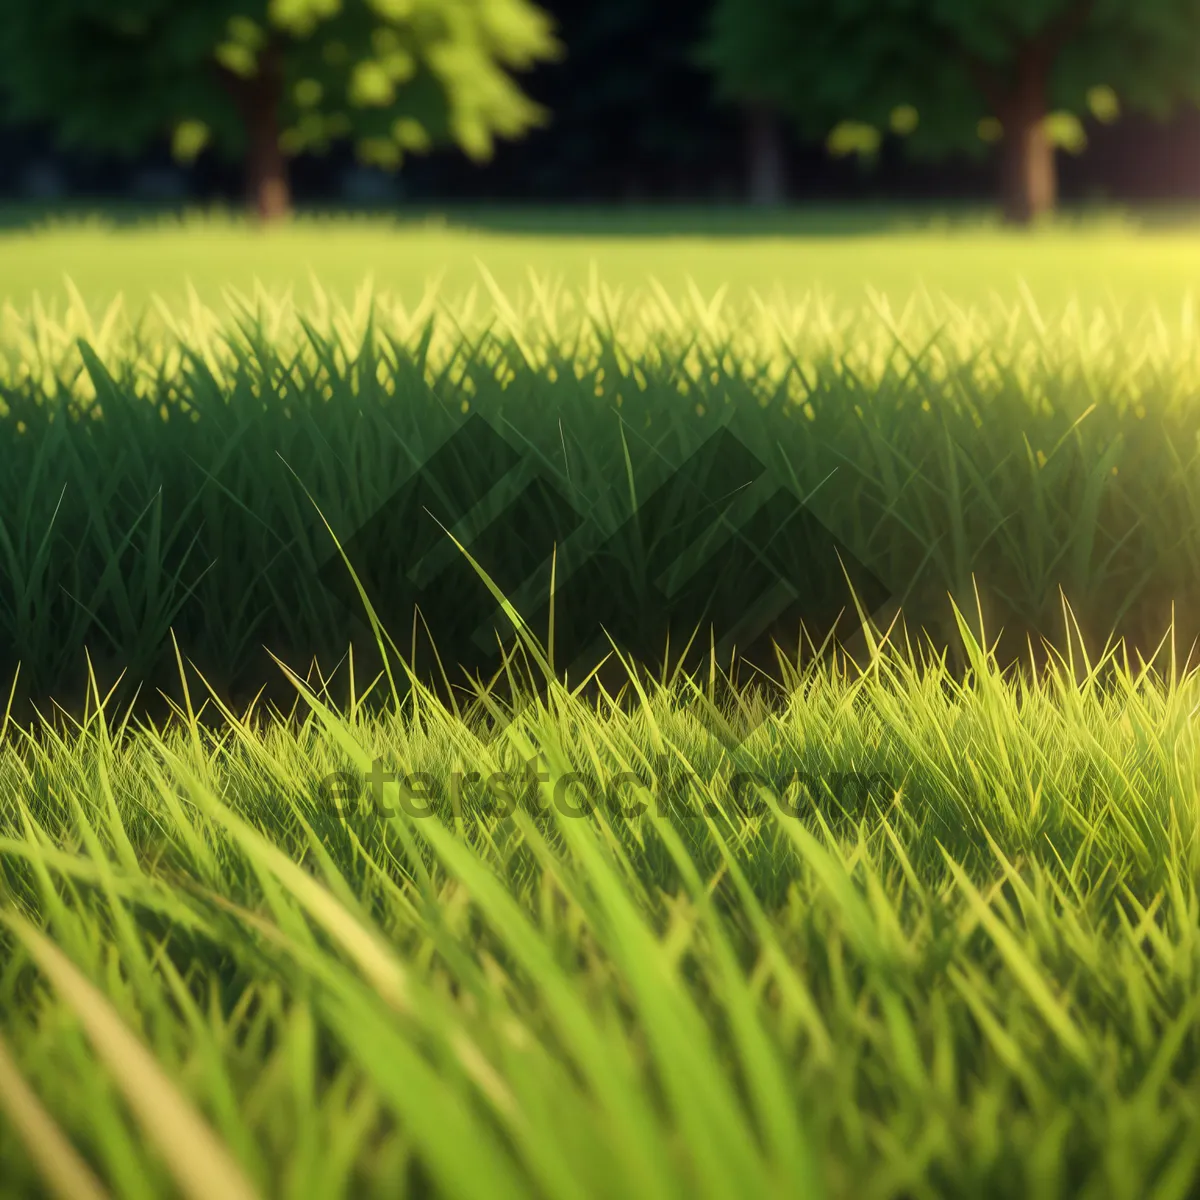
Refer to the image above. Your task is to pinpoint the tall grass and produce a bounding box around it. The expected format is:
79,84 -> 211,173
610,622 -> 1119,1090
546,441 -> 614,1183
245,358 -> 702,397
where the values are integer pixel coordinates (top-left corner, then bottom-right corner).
2,275 -> 1200,721
1,602 -> 1200,1197
2,269 -> 1200,1196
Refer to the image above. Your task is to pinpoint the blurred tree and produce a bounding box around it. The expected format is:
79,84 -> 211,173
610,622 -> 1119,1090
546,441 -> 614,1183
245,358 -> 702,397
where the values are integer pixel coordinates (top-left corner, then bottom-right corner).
698,0 -> 1200,224
0,0 -> 560,221
745,105 -> 786,206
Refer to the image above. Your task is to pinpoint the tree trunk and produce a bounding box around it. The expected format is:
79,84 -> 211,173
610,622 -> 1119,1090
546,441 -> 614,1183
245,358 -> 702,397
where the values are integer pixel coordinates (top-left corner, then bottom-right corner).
217,41 -> 291,222
997,57 -> 1056,226
245,92 -> 290,221
746,106 -> 786,207
979,36 -> 1065,226
963,0 -> 1094,226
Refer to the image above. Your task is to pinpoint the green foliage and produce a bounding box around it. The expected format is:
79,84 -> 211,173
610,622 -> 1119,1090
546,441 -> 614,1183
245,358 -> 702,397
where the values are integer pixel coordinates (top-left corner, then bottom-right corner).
888,104 -> 919,136
0,0 -> 561,170
1043,110 -> 1086,154
699,0 -> 1200,160
1086,83 -> 1120,123
826,121 -> 881,161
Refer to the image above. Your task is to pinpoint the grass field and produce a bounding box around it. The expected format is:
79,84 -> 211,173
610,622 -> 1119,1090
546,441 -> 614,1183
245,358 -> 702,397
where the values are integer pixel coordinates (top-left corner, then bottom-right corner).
6,203 -> 1200,313
2,207 -> 1200,1199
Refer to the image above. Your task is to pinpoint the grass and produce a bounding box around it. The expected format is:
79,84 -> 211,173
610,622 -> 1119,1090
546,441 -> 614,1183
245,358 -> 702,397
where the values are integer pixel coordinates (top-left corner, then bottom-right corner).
3,209 -> 1200,1197
2,268 -> 1200,719
1,608 -> 1200,1199
5,202 -> 1200,314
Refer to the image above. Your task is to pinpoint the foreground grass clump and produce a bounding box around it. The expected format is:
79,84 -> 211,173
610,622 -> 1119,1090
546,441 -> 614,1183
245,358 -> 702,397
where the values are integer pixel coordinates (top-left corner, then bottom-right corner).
3,275 -> 1200,721
1,617 -> 1200,1199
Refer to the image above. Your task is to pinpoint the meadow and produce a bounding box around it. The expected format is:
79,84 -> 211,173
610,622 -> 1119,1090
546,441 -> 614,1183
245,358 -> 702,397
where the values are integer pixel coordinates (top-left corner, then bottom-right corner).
1,207 -> 1200,1199
7,202 -> 1200,313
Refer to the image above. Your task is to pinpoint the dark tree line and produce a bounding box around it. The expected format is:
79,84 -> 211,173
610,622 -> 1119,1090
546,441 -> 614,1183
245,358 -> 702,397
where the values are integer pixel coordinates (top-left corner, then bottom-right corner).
2,0 -> 1200,223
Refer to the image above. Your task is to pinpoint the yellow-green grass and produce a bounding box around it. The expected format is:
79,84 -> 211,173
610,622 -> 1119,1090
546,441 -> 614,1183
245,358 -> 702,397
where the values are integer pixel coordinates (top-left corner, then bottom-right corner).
3,212 -> 1200,1198
5,204 -> 1200,317
1,621 -> 1199,1198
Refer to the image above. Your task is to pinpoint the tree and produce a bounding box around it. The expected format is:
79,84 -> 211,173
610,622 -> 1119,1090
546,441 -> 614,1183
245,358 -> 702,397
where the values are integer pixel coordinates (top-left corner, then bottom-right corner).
0,0 -> 561,221
745,105 -> 787,206
698,0 -> 1200,224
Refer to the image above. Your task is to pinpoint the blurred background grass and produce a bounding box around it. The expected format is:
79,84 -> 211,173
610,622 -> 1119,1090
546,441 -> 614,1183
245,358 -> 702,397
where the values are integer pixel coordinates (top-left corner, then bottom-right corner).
5,204 -> 1200,315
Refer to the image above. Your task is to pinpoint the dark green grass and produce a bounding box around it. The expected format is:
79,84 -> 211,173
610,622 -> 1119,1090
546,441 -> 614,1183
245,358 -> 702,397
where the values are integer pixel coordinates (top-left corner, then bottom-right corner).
2,277 -> 1199,722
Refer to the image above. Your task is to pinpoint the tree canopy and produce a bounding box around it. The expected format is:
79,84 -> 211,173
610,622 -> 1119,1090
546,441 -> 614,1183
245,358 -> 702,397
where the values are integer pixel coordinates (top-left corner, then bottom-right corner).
0,0 -> 560,218
699,0 -> 1200,222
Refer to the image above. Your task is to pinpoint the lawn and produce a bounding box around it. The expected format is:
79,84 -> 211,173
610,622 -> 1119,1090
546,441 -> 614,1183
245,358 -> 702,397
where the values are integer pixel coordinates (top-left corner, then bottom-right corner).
2,205 -> 1200,1200
4,202 -> 1200,315
2,628 -> 1198,1200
